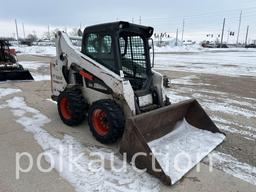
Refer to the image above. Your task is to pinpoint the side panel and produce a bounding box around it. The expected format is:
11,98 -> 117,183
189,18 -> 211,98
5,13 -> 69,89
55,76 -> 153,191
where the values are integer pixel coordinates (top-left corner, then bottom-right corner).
152,69 -> 165,106
81,82 -> 112,105
50,60 -> 67,97
122,80 -> 136,115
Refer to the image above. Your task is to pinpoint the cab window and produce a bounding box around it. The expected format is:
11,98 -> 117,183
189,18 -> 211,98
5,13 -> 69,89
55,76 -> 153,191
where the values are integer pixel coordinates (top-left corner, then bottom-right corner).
83,33 -> 115,71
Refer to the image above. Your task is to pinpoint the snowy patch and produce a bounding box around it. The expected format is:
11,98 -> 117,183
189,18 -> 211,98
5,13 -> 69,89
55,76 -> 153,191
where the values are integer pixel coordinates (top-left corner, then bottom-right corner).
212,116 -> 255,133
212,116 -> 256,141
171,86 -> 256,119
167,88 -> 256,140
46,98 -> 57,104
31,74 -> 51,81
171,86 -> 256,118
218,124 -> 256,140
154,44 -> 203,53
154,50 -> 256,77
205,151 -> 256,186
4,96 -> 160,192
171,75 -> 210,86
12,109 -> 26,117
0,88 -> 21,98
171,75 -> 198,85
201,100 -> 256,118
19,61 -> 49,70
13,45 -> 56,56
148,118 -> 225,184
166,91 -> 191,103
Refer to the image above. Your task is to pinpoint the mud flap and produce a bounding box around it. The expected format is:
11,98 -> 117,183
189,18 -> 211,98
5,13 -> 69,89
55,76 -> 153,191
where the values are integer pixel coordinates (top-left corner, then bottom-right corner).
119,99 -> 225,185
0,70 -> 34,81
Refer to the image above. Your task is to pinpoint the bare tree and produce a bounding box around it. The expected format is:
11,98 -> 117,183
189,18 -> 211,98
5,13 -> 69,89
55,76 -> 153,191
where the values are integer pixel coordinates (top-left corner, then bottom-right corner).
68,28 -> 79,36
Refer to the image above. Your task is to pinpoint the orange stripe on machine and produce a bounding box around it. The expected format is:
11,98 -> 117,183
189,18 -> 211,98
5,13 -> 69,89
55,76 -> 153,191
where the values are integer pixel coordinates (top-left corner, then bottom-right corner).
79,70 -> 93,81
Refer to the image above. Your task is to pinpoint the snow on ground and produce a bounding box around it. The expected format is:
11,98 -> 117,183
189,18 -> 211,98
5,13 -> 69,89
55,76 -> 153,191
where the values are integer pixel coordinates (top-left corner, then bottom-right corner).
204,151 -> 256,186
13,44 -> 256,78
19,61 -> 49,70
0,88 -> 21,98
0,80 -> 255,189
167,75 -> 256,141
154,49 -> 256,77
12,45 -> 56,56
1,46 -> 255,188
31,74 -> 51,81
0,88 -> 22,109
170,75 -> 210,86
12,44 -> 82,57
166,91 -> 190,103
148,118 -> 225,184
155,45 -> 256,53
164,74 -> 256,185
18,61 -> 51,81
1,92 -> 160,192
154,44 -> 203,53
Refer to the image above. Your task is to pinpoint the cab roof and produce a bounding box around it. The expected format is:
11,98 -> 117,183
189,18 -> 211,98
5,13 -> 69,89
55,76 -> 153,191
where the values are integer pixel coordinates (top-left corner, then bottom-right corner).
83,21 -> 154,38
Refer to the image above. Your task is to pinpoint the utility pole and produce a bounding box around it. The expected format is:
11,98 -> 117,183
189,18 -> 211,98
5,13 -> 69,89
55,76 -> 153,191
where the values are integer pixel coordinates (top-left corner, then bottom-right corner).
245,25 -> 249,46
48,25 -> 50,40
22,22 -> 26,39
220,18 -> 226,48
132,18 -> 134,23
181,19 -> 185,44
236,10 -> 242,45
15,19 -> 19,45
139,16 -> 141,24
175,28 -> 179,46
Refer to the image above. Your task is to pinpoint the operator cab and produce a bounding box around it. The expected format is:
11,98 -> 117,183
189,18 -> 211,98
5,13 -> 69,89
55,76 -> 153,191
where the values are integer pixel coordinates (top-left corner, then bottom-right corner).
0,40 -> 16,63
81,21 -> 154,91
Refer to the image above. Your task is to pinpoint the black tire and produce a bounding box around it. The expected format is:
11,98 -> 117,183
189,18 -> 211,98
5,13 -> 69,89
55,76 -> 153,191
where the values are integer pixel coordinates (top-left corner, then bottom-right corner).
57,87 -> 88,126
88,100 -> 125,144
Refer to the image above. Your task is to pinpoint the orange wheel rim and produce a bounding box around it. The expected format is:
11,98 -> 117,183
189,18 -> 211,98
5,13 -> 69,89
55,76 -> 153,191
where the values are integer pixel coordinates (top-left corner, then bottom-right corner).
60,97 -> 71,120
92,109 -> 109,136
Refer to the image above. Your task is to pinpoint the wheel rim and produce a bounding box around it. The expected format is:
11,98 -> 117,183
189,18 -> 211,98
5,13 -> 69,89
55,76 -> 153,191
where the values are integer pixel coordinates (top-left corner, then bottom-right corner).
60,97 -> 72,120
92,109 -> 109,136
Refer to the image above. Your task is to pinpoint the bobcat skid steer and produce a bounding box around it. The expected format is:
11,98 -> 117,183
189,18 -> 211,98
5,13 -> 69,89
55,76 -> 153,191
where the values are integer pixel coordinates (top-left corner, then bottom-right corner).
0,40 -> 33,81
51,21 -> 225,185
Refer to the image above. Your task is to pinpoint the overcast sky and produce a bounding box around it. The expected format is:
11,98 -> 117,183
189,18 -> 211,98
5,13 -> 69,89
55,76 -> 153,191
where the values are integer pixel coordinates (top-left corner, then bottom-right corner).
1,0 -> 256,42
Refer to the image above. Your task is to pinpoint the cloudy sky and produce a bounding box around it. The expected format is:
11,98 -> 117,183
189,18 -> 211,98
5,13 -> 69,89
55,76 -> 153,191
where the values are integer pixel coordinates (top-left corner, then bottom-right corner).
0,0 -> 256,42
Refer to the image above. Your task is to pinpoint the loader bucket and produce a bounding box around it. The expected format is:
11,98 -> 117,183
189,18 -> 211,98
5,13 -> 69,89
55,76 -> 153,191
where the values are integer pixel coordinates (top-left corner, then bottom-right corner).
120,99 -> 225,185
0,70 -> 34,81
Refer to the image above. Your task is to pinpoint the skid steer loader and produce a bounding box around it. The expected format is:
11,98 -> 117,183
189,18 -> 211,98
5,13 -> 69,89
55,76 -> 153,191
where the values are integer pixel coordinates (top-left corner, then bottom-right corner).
0,40 -> 33,81
51,21 -> 225,185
